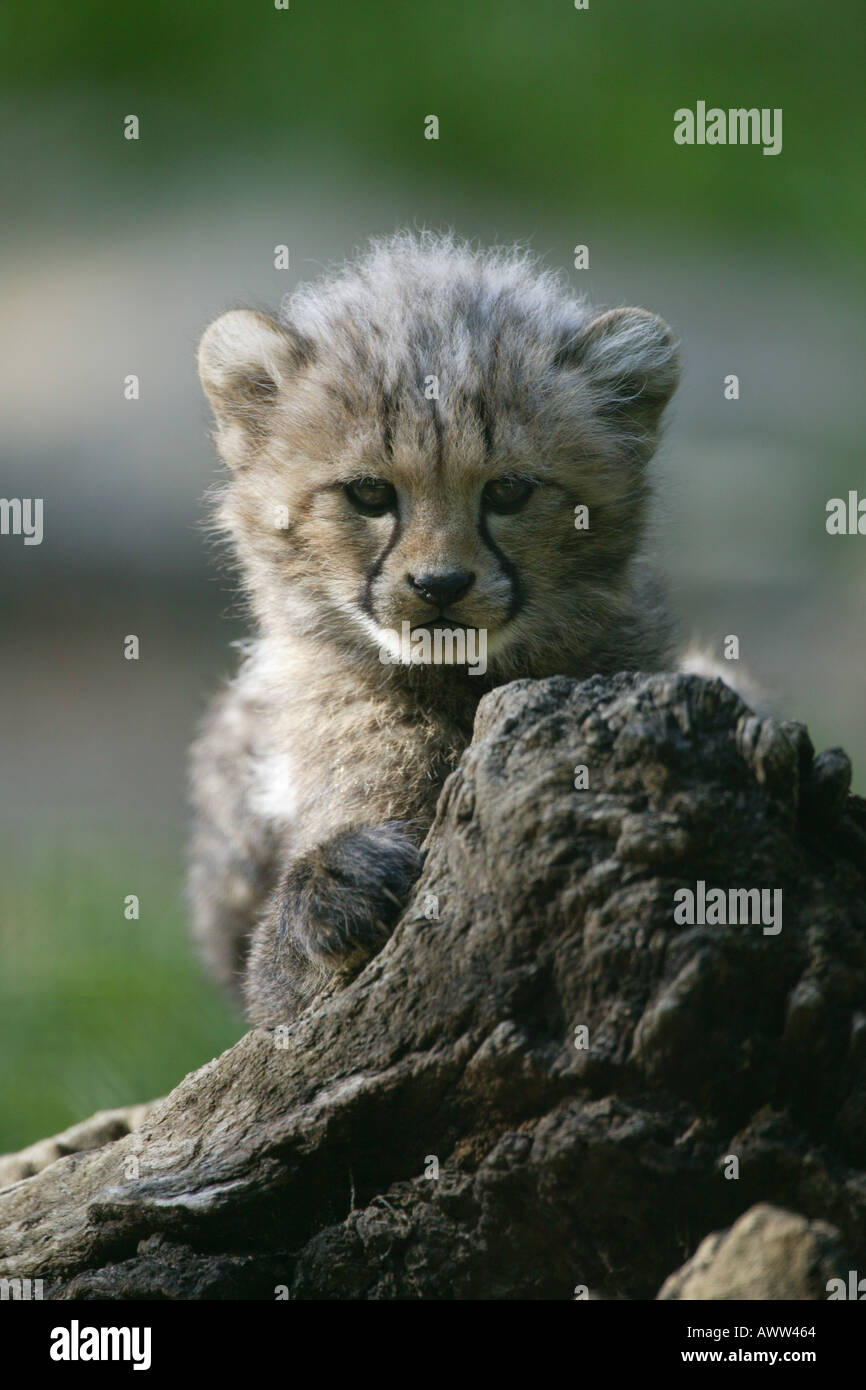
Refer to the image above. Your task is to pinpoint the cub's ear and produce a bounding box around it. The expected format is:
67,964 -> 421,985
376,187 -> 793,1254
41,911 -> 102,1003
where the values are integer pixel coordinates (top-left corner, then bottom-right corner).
197,309 -> 313,464
555,306 -> 680,457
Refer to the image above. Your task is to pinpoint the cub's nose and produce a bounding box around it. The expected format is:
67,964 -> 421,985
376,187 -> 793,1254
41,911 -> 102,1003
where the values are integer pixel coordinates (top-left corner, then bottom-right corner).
407,569 -> 475,608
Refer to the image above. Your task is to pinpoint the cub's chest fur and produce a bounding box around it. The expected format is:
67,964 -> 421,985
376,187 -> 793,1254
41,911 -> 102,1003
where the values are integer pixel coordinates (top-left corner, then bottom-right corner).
242,637 -> 487,840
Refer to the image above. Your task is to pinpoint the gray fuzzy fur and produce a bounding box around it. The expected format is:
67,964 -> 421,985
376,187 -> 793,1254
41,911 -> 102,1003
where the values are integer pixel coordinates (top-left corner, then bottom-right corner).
189,232 -> 681,1025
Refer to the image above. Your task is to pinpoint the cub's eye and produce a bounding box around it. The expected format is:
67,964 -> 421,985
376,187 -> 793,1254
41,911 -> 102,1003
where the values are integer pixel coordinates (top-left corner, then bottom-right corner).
343,477 -> 397,517
482,477 -> 536,514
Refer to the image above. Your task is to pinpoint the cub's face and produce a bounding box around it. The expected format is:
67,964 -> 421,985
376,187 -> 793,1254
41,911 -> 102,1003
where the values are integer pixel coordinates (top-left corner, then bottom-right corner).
198,245 -> 679,674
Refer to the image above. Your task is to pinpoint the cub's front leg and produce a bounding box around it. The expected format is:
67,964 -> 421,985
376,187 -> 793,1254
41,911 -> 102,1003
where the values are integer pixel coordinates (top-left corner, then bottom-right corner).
243,821 -> 424,1025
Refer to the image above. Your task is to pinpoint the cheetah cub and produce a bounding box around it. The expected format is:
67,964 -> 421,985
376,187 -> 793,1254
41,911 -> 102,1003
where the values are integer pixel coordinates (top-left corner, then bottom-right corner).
189,232 -> 680,1026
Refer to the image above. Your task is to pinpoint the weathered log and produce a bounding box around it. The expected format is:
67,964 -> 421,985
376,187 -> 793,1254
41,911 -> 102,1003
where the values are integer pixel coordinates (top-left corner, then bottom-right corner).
1,672 -> 864,1300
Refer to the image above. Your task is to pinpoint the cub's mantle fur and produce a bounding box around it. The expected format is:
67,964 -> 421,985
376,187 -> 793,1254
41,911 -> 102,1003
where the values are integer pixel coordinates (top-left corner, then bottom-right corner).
189,232 -> 681,1026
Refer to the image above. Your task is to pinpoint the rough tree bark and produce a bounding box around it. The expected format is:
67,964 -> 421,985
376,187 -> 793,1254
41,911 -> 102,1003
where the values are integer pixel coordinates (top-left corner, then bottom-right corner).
1,672 -> 865,1300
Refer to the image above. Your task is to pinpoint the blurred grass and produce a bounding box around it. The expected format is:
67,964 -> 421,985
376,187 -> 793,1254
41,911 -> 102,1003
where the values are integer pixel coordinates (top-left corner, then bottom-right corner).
2,0 -> 864,262
0,842 -> 240,1152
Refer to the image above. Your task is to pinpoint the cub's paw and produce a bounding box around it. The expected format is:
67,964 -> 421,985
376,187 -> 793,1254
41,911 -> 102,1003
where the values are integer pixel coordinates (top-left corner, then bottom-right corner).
278,822 -> 424,967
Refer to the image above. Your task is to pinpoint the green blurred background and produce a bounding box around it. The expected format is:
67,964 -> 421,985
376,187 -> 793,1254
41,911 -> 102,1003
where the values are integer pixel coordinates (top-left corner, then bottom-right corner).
1,0 -> 864,1150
